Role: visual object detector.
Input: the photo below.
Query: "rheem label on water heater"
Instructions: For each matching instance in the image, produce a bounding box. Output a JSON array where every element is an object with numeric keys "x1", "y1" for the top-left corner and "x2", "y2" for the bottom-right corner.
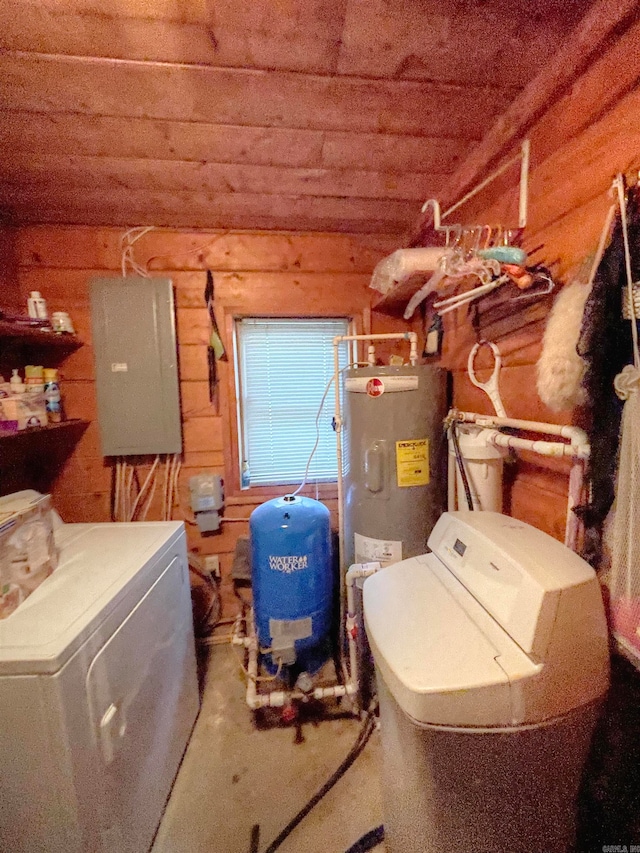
[
  {"x1": 396, "y1": 439, "x2": 430, "y2": 487},
  {"x1": 366, "y1": 377, "x2": 384, "y2": 397}
]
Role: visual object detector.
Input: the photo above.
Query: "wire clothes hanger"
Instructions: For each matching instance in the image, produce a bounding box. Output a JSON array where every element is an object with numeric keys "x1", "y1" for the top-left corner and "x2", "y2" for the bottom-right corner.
[
  {"x1": 403, "y1": 141, "x2": 531, "y2": 320},
  {"x1": 433, "y1": 274, "x2": 510, "y2": 316}
]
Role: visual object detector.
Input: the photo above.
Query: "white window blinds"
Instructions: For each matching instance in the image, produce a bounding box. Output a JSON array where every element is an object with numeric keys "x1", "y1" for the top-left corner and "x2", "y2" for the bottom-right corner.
[{"x1": 236, "y1": 318, "x2": 349, "y2": 486}]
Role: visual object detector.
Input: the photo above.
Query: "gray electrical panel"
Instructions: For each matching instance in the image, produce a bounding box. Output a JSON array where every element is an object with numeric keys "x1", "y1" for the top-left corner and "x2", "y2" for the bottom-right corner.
[{"x1": 90, "y1": 277, "x2": 182, "y2": 456}]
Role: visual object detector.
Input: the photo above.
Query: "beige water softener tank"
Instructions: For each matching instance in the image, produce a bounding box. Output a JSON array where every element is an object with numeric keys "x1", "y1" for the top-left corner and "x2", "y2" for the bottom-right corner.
[{"x1": 364, "y1": 512, "x2": 610, "y2": 853}]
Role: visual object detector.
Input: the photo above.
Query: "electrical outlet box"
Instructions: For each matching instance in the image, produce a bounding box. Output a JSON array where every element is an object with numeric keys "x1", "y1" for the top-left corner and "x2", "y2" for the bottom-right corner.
[
  {"x1": 189, "y1": 474, "x2": 224, "y2": 512},
  {"x1": 204, "y1": 555, "x2": 221, "y2": 578},
  {"x1": 90, "y1": 277, "x2": 182, "y2": 456}
]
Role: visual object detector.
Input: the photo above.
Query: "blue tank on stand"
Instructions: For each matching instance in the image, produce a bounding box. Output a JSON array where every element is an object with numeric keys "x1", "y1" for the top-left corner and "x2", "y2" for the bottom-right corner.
[{"x1": 250, "y1": 495, "x2": 333, "y2": 675}]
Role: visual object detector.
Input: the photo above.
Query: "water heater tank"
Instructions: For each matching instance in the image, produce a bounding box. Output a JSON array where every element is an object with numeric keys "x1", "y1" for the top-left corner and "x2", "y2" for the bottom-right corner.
[
  {"x1": 250, "y1": 495, "x2": 333, "y2": 674},
  {"x1": 344, "y1": 365, "x2": 447, "y2": 569}
]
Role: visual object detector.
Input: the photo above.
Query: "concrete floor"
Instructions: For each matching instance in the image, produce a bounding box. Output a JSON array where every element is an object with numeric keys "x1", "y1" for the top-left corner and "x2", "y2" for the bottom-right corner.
[{"x1": 152, "y1": 645, "x2": 385, "y2": 853}]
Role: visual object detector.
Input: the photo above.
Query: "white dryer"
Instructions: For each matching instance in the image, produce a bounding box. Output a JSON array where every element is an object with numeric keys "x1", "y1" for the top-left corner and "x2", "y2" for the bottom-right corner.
[
  {"x1": 364, "y1": 511, "x2": 610, "y2": 853},
  {"x1": 0, "y1": 518, "x2": 199, "y2": 853}
]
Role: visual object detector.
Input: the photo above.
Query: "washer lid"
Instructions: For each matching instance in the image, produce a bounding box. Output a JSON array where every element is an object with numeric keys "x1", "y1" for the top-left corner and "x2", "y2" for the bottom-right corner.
[
  {"x1": 0, "y1": 522, "x2": 184, "y2": 676},
  {"x1": 364, "y1": 554, "x2": 520, "y2": 727}
]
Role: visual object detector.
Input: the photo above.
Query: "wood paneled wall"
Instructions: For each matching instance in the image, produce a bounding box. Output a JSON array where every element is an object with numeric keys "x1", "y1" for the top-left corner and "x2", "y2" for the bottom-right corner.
[
  {"x1": 434, "y1": 10, "x2": 640, "y2": 543},
  {"x1": 14, "y1": 226, "x2": 399, "y2": 615},
  {"x1": 0, "y1": 225, "x2": 20, "y2": 308}
]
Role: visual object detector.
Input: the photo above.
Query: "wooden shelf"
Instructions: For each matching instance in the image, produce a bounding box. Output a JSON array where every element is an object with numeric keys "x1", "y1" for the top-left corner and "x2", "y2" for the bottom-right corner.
[
  {"x1": 0, "y1": 419, "x2": 89, "y2": 443},
  {"x1": 372, "y1": 274, "x2": 432, "y2": 317},
  {"x1": 0, "y1": 320, "x2": 82, "y2": 349}
]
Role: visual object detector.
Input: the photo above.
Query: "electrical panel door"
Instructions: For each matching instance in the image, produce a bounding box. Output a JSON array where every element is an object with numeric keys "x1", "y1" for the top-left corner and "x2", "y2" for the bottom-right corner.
[{"x1": 90, "y1": 277, "x2": 182, "y2": 456}]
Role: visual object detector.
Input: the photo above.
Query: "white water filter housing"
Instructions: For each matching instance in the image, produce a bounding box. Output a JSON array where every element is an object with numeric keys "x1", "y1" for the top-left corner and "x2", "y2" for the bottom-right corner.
[{"x1": 448, "y1": 426, "x2": 506, "y2": 512}]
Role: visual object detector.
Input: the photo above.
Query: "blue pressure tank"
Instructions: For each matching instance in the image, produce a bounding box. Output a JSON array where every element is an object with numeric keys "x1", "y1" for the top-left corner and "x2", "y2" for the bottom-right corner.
[{"x1": 250, "y1": 495, "x2": 333, "y2": 675}]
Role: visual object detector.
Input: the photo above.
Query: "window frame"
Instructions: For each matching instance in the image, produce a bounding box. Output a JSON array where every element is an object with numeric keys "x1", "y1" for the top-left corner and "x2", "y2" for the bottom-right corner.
[{"x1": 220, "y1": 307, "x2": 366, "y2": 504}]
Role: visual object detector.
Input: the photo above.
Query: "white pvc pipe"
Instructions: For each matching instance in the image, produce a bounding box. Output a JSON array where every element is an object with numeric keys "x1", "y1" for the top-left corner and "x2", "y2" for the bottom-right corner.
[
  {"x1": 450, "y1": 410, "x2": 590, "y2": 552},
  {"x1": 237, "y1": 611, "x2": 356, "y2": 712},
  {"x1": 333, "y1": 332, "x2": 418, "y2": 355},
  {"x1": 235, "y1": 560, "x2": 376, "y2": 713},
  {"x1": 345, "y1": 562, "x2": 382, "y2": 714},
  {"x1": 453, "y1": 411, "x2": 590, "y2": 458},
  {"x1": 519, "y1": 138, "x2": 530, "y2": 229},
  {"x1": 333, "y1": 340, "x2": 345, "y2": 573},
  {"x1": 245, "y1": 622, "x2": 261, "y2": 711},
  {"x1": 486, "y1": 431, "x2": 581, "y2": 458},
  {"x1": 238, "y1": 564, "x2": 380, "y2": 713}
]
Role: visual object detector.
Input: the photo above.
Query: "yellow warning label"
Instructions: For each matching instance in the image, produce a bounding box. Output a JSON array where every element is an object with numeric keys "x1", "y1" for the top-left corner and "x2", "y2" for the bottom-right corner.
[{"x1": 396, "y1": 439, "x2": 430, "y2": 487}]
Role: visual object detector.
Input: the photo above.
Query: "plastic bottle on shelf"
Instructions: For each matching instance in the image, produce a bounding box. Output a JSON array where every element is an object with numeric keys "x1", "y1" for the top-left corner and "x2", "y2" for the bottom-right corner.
[
  {"x1": 24, "y1": 365, "x2": 44, "y2": 393},
  {"x1": 51, "y1": 311, "x2": 75, "y2": 334},
  {"x1": 9, "y1": 369, "x2": 25, "y2": 394},
  {"x1": 27, "y1": 291, "x2": 48, "y2": 321},
  {"x1": 43, "y1": 368, "x2": 64, "y2": 423}
]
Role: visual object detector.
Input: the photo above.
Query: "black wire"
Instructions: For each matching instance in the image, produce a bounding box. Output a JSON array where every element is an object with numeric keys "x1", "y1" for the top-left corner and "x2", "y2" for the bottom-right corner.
[
  {"x1": 110, "y1": 462, "x2": 117, "y2": 522},
  {"x1": 449, "y1": 422, "x2": 474, "y2": 511},
  {"x1": 260, "y1": 711, "x2": 376, "y2": 853},
  {"x1": 344, "y1": 825, "x2": 385, "y2": 853},
  {"x1": 188, "y1": 563, "x2": 221, "y2": 637}
]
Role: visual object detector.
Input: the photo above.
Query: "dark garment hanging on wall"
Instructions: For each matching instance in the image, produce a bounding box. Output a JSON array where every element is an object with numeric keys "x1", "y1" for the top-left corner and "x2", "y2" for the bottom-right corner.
[{"x1": 575, "y1": 183, "x2": 640, "y2": 567}]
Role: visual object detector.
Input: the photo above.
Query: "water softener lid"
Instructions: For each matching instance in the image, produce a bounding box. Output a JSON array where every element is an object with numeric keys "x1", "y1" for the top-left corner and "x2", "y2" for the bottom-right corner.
[{"x1": 363, "y1": 554, "x2": 521, "y2": 727}]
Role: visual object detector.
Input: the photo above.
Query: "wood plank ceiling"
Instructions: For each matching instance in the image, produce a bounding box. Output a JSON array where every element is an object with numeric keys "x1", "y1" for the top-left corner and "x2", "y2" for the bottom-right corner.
[{"x1": 0, "y1": 0, "x2": 593, "y2": 235}]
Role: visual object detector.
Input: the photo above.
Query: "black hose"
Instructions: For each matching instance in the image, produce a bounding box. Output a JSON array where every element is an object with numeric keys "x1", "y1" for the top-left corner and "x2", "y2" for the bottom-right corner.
[
  {"x1": 248, "y1": 824, "x2": 260, "y2": 853},
  {"x1": 344, "y1": 824, "x2": 385, "y2": 852},
  {"x1": 259, "y1": 711, "x2": 376, "y2": 853},
  {"x1": 449, "y1": 422, "x2": 474, "y2": 511}
]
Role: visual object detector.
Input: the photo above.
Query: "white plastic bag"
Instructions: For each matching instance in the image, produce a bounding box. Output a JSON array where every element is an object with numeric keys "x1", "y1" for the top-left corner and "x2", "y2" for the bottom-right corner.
[{"x1": 369, "y1": 247, "x2": 443, "y2": 294}]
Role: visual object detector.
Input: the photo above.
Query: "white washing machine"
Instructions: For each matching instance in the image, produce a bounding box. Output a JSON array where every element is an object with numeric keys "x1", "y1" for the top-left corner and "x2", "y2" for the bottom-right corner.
[
  {"x1": 364, "y1": 511, "x2": 610, "y2": 853},
  {"x1": 0, "y1": 515, "x2": 199, "y2": 853}
]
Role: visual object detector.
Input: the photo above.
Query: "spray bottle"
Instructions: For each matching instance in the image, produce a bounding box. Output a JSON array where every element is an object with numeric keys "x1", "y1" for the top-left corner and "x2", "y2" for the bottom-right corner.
[{"x1": 43, "y1": 368, "x2": 64, "y2": 423}]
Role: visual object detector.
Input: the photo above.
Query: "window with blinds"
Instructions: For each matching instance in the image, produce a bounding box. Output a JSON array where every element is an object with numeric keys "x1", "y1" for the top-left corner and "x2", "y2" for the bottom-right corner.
[{"x1": 235, "y1": 318, "x2": 350, "y2": 487}]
